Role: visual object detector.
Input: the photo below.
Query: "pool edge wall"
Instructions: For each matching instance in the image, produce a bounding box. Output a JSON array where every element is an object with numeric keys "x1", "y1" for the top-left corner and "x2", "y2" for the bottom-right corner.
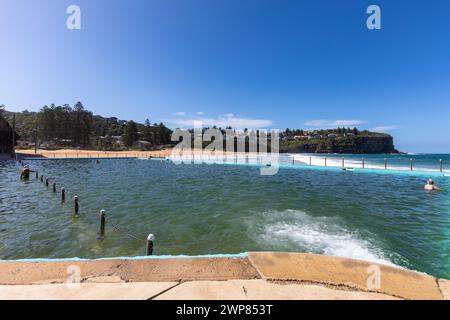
[{"x1": 0, "y1": 252, "x2": 448, "y2": 300}]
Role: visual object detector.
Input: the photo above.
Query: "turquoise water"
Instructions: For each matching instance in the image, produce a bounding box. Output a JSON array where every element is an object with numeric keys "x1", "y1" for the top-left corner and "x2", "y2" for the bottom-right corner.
[{"x1": 0, "y1": 157, "x2": 449, "y2": 278}]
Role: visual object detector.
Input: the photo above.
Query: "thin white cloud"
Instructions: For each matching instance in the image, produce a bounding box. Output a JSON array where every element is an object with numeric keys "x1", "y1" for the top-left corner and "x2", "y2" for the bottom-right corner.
[
  {"x1": 196, "y1": 112, "x2": 204, "y2": 115},
  {"x1": 305, "y1": 119, "x2": 366, "y2": 128},
  {"x1": 221, "y1": 113, "x2": 235, "y2": 118},
  {"x1": 370, "y1": 125, "x2": 400, "y2": 133},
  {"x1": 166, "y1": 114, "x2": 273, "y2": 129},
  {"x1": 173, "y1": 112, "x2": 186, "y2": 116}
]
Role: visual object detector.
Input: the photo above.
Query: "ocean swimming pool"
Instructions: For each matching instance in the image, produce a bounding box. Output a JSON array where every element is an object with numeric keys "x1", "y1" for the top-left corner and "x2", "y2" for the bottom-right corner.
[{"x1": 0, "y1": 158, "x2": 449, "y2": 278}]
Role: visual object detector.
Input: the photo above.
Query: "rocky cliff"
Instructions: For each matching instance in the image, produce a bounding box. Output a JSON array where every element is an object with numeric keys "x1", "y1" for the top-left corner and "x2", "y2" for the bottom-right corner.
[{"x1": 280, "y1": 134, "x2": 398, "y2": 154}]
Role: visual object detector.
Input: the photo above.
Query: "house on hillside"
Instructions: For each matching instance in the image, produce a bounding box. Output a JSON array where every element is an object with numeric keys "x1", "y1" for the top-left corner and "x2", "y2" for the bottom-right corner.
[
  {"x1": 17, "y1": 140, "x2": 34, "y2": 147},
  {"x1": 0, "y1": 115, "x2": 14, "y2": 158},
  {"x1": 293, "y1": 135, "x2": 308, "y2": 140}
]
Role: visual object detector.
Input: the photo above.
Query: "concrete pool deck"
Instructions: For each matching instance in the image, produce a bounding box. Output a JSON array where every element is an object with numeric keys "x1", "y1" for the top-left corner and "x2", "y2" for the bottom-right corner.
[{"x1": 0, "y1": 252, "x2": 448, "y2": 300}]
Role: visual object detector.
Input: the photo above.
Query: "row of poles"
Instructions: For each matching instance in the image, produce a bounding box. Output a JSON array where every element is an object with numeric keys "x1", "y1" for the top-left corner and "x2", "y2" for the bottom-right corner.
[
  {"x1": 174, "y1": 154, "x2": 445, "y2": 173},
  {"x1": 32, "y1": 167, "x2": 155, "y2": 255},
  {"x1": 291, "y1": 156, "x2": 445, "y2": 172},
  {"x1": 26, "y1": 153, "x2": 445, "y2": 172}
]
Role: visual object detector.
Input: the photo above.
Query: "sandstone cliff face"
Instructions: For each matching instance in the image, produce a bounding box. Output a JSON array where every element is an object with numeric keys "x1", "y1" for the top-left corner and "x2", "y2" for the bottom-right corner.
[{"x1": 281, "y1": 135, "x2": 398, "y2": 154}]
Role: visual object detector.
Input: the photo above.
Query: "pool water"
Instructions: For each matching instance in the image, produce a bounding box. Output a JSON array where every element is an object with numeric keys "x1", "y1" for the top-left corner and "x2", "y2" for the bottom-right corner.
[{"x1": 0, "y1": 158, "x2": 449, "y2": 278}]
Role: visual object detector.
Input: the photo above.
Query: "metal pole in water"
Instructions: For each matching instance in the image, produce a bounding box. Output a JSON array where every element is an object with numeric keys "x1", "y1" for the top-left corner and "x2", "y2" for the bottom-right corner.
[
  {"x1": 74, "y1": 196, "x2": 79, "y2": 214},
  {"x1": 45, "y1": 178, "x2": 49, "y2": 188},
  {"x1": 324, "y1": 157, "x2": 327, "y2": 167},
  {"x1": 61, "y1": 188, "x2": 65, "y2": 202},
  {"x1": 146, "y1": 234, "x2": 155, "y2": 255},
  {"x1": 100, "y1": 210, "x2": 106, "y2": 236},
  {"x1": 440, "y1": 159, "x2": 443, "y2": 172},
  {"x1": 53, "y1": 182, "x2": 56, "y2": 193},
  {"x1": 410, "y1": 159, "x2": 414, "y2": 171},
  {"x1": 384, "y1": 158, "x2": 388, "y2": 170},
  {"x1": 309, "y1": 156, "x2": 312, "y2": 166},
  {"x1": 342, "y1": 158, "x2": 345, "y2": 168},
  {"x1": 362, "y1": 158, "x2": 365, "y2": 169},
  {"x1": 36, "y1": 171, "x2": 38, "y2": 179},
  {"x1": 40, "y1": 175, "x2": 43, "y2": 182}
]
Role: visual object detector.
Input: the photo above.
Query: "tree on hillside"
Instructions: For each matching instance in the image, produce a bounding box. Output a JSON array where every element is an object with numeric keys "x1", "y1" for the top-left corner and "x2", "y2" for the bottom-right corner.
[
  {"x1": 0, "y1": 104, "x2": 4, "y2": 117},
  {"x1": 158, "y1": 122, "x2": 171, "y2": 145},
  {"x1": 72, "y1": 102, "x2": 93, "y2": 145},
  {"x1": 97, "y1": 134, "x2": 115, "y2": 150},
  {"x1": 38, "y1": 105, "x2": 57, "y2": 141},
  {"x1": 37, "y1": 102, "x2": 93, "y2": 145},
  {"x1": 123, "y1": 120, "x2": 139, "y2": 147},
  {"x1": 142, "y1": 119, "x2": 153, "y2": 144}
]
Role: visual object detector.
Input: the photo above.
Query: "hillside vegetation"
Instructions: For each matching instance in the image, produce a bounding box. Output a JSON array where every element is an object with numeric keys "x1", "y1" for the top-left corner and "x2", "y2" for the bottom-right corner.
[
  {"x1": 2, "y1": 102, "x2": 172, "y2": 150},
  {"x1": 2, "y1": 104, "x2": 398, "y2": 154},
  {"x1": 279, "y1": 128, "x2": 398, "y2": 154}
]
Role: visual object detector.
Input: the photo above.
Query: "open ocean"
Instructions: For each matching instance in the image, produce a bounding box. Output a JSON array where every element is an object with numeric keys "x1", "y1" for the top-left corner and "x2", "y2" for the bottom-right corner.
[{"x1": 0, "y1": 154, "x2": 449, "y2": 278}]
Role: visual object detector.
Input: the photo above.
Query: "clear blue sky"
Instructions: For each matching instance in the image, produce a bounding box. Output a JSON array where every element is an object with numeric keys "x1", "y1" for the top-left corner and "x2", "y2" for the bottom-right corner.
[{"x1": 1, "y1": 0, "x2": 450, "y2": 153}]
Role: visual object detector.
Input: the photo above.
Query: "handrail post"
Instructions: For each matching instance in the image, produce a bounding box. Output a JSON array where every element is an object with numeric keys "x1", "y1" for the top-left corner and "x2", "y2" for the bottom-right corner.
[
  {"x1": 410, "y1": 158, "x2": 414, "y2": 171},
  {"x1": 384, "y1": 158, "x2": 387, "y2": 170},
  {"x1": 342, "y1": 157, "x2": 345, "y2": 168},
  {"x1": 324, "y1": 157, "x2": 327, "y2": 167},
  {"x1": 100, "y1": 210, "x2": 106, "y2": 236},
  {"x1": 309, "y1": 156, "x2": 312, "y2": 166},
  {"x1": 74, "y1": 196, "x2": 79, "y2": 214},
  {"x1": 146, "y1": 234, "x2": 155, "y2": 255},
  {"x1": 362, "y1": 158, "x2": 365, "y2": 169},
  {"x1": 440, "y1": 159, "x2": 443, "y2": 172}
]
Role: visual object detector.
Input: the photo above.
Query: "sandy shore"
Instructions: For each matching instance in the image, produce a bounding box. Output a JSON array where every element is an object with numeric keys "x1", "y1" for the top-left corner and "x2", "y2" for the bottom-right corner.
[
  {"x1": 16, "y1": 148, "x2": 173, "y2": 159},
  {"x1": 0, "y1": 252, "x2": 448, "y2": 300},
  {"x1": 15, "y1": 148, "x2": 257, "y2": 160}
]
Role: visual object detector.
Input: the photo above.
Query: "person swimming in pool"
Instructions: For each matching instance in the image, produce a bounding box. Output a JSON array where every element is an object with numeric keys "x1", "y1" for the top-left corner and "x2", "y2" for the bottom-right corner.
[
  {"x1": 20, "y1": 165, "x2": 36, "y2": 180},
  {"x1": 424, "y1": 179, "x2": 441, "y2": 191},
  {"x1": 20, "y1": 166, "x2": 31, "y2": 179}
]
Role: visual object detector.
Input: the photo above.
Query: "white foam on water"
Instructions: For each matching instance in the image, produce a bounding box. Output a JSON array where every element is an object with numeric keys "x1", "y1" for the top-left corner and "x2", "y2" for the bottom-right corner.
[
  {"x1": 291, "y1": 154, "x2": 449, "y2": 173},
  {"x1": 256, "y1": 209, "x2": 396, "y2": 267}
]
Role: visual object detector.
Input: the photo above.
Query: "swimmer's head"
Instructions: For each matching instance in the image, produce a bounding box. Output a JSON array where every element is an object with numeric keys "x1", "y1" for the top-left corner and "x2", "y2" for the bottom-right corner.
[{"x1": 427, "y1": 179, "x2": 434, "y2": 185}]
